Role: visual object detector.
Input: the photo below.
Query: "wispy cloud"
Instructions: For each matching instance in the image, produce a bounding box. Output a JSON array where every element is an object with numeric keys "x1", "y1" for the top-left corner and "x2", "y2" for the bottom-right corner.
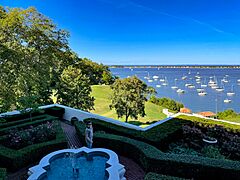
[{"x1": 98, "y1": 0, "x2": 236, "y2": 37}]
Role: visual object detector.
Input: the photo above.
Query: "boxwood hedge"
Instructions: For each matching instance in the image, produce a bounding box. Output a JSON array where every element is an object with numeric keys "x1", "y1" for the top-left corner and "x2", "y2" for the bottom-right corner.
[
  {"x1": 144, "y1": 172, "x2": 188, "y2": 180},
  {"x1": 74, "y1": 120, "x2": 240, "y2": 179},
  {"x1": 0, "y1": 121, "x2": 67, "y2": 171},
  {"x1": 0, "y1": 168, "x2": 6, "y2": 180}
]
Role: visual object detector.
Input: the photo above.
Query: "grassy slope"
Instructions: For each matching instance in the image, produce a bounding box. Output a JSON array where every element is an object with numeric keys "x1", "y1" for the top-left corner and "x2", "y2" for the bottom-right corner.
[{"x1": 90, "y1": 85, "x2": 167, "y2": 123}]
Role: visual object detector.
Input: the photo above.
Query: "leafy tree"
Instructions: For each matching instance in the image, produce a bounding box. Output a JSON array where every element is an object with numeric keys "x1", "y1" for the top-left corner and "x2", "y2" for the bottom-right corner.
[
  {"x1": 110, "y1": 76, "x2": 153, "y2": 122},
  {"x1": 17, "y1": 95, "x2": 40, "y2": 120},
  {"x1": 217, "y1": 109, "x2": 238, "y2": 119},
  {"x1": 78, "y1": 58, "x2": 115, "y2": 85},
  {"x1": 0, "y1": 6, "x2": 73, "y2": 111},
  {"x1": 149, "y1": 96, "x2": 184, "y2": 112},
  {"x1": 58, "y1": 65, "x2": 94, "y2": 111}
]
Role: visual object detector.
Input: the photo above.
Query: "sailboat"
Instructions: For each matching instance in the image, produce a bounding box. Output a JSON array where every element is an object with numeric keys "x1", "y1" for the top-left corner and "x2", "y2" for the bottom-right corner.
[
  {"x1": 144, "y1": 72, "x2": 150, "y2": 79},
  {"x1": 171, "y1": 79, "x2": 178, "y2": 89},
  {"x1": 162, "y1": 77, "x2": 168, "y2": 86},
  {"x1": 224, "y1": 99, "x2": 232, "y2": 103},
  {"x1": 177, "y1": 89, "x2": 185, "y2": 94},
  {"x1": 227, "y1": 85, "x2": 235, "y2": 96},
  {"x1": 198, "y1": 91, "x2": 207, "y2": 96},
  {"x1": 153, "y1": 75, "x2": 159, "y2": 79},
  {"x1": 197, "y1": 88, "x2": 204, "y2": 92},
  {"x1": 201, "y1": 78, "x2": 207, "y2": 88},
  {"x1": 216, "y1": 82, "x2": 224, "y2": 92},
  {"x1": 156, "y1": 84, "x2": 161, "y2": 88}
]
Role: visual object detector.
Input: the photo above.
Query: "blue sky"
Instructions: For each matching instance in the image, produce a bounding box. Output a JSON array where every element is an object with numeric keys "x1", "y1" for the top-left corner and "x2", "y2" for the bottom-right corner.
[{"x1": 1, "y1": 0, "x2": 240, "y2": 65}]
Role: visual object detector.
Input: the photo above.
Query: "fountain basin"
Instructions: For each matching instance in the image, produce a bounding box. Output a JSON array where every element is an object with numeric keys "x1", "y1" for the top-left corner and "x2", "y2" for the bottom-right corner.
[{"x1": 28, "y1": 147, "x2": 126, "y2": 180}]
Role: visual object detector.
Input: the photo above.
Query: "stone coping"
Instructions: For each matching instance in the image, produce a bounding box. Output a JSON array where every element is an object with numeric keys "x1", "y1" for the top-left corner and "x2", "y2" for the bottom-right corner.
[{"x1": 28, "y1": 147, "x2": 126, "y2": 180}]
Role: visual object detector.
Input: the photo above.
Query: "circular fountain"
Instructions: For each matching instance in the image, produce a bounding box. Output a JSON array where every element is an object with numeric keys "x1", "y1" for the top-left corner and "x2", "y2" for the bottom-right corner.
[{"x1": 28, "y1": 147, "x2": 126, "y2": 180}]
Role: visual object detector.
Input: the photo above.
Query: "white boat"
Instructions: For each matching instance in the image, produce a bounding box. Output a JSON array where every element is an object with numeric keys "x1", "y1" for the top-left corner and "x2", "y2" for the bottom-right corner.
[
  {"x1": 171, "y1": 86, "x2": 178, "y2": 89},
  {"x1": 153, "y1": 75, "x2": 159, "y2": 79},
  {"x1": 159, "y1": 79, "x2": 165, "y2": 82},
  {"x1": 177, "y1": 89, "x2": 185, "y2": 94},
  {"x1": 182, "y1": 76, "x2": 187, "y2": 80},
  {"x1": 188, "y1": 85, "x2": 195, "y2": 89},
  {"x1": 201, "y1": 84, "x2": 207, "y2": 88},
  {"x1": 197, "y1": 88, "x2": 204, "y2": 92},
  {"x1": 227, "y1": 92, "x2": 235, "y2": 96},
  {"x1": 215, "y1": 88, "x2": 224, "y2": 92},
  {"x1": 227, "y1": 85, "x2": 235, "y2": 96},
  {"x1": 198, "y1": 91, "x2": 207, "y2": 96},
  {"x1": 162, "y1": 77, "x2": 168, "y2": 86},
  {"x1": 237, "y1": 79, "x2": 240, "y2": 82},
  {"x1": 185, "y1": 83, "x2": 192, "y2": 87},
  {"x1": 188, "y1": 70, "x2": 191, "y2": 75},
  {"x1": 156, "y1": 85, "x2": 161, "y2": 88},
  {"x1": 171, "y1": 79, "x2": 178, "y2": 89},
  {"x1": 195, "y1": 75, "x2": 201, "y2": 79},
  {"x1": 148, "y1": 79, "x2": 153, "y2": 83},
  {"x1": 224, "y1": 99, "x2": 232, "y2": 103},
  {"x1": 211, "y1": 85, "x2": 219, "y2": 89}
]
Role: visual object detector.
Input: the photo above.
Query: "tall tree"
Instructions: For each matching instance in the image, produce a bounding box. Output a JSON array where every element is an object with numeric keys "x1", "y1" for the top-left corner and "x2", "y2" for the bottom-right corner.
[
  {"x1": 110, "y1": 76, "x2": 154, "y2": 122},
  {"x1": 58, "y1": 65, "x2": 94, "y2": 111},
  {"x1": 0, "y1": 6, "x2": 73, "y2": 111}
]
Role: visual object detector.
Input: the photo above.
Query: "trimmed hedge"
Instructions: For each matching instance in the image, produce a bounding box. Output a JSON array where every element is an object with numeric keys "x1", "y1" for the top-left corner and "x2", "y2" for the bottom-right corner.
[
  {"x1": 0, "y1": 121, "x2": 67, "y2": 171},
  {"x1": 0, "y1": 114, "x2": 48, "y2": 129},
  {"x1": 83, "y1": 118, "x2": 189, "y2": 149},
  {"x1": 144, "y1": 172, "x2": 188, "y2": 180},
  {"x1": 44, "y1": 106, "x2": 65, "y2": 119},
  {"x1": 0, "y1": 110, "x2": 45, "y2": 123},
  {"x1": 176, "y1": 115, "x2": 240, "y2": 132},
  {"x1": 0, "y1": 115, "x2": 58, "y2": 136},
  {"x1": 74, "y1": 121, "x2": 240, "y2": 179},
  {"x1": 0, "y1": 168, "x2": 6, "y2": 180}
]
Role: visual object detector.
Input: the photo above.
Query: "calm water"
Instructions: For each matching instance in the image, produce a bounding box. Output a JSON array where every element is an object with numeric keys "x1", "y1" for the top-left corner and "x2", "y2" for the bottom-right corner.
[
  {"x1": 43, "y1": 155, "x2": 108, "y2": 180},
  {"x1": 110, "y1": 68, "x2": 240, "y2": 113}
]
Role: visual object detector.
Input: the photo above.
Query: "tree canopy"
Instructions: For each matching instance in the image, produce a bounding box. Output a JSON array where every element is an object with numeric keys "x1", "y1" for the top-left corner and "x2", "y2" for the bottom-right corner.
[
  {"x1": 0, "y1": 6, "x2": 115, "y2": 113},
  {"x1": 110, "y1": 76, "x2": 154, "y2": 122}
]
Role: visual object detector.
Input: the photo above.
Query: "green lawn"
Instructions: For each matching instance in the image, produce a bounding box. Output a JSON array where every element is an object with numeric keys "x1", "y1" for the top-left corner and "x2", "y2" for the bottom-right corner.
[
  {"x1": 90, "y1": 85, "x2": 167, "y2": 123},
  {"x1": 221, "y1": 115, "x2": 240, "y2": 123}
]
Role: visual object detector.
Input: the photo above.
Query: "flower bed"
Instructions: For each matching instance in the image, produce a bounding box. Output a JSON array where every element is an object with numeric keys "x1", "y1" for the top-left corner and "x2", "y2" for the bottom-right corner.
[
  {"x1": 166, "y1": 124, "x2": 240, "y2": 160},
  {"x1": 2, "y1": 121, "x2": 57, "y2": 150},
  {"x1": 0, "y1": 113, "x2": 67, "y2": 172}
]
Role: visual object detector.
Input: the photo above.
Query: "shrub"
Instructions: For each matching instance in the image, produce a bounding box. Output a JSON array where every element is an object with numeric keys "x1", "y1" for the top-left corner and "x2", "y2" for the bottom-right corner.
[
  {"x1": 0, "y1": 115, "x2": 58, "y2": 136},
  {"x1": 202, "y1": 146, "x2": 225, "y2": 159},
  {"x1": 144, "y1": 172, "x2": 188, "y2": 180},
  {"x1": 5, "y1": 121, "x2": 57, "y2": 149},
  {"x1": 0, "y1": 168, "x2": 6, "y2": 180},
  {"x1": 149, "y1": 96, "x2": 184, "y2": 112}
]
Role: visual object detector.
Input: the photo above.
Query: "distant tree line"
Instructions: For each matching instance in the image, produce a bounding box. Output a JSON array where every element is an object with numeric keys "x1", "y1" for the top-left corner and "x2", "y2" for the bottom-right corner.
[
  {"x1": 217, "y1": 109, "x2": 239, "y2": 120},
  {"x1": 0, "y1": 6, "x2": 115, "y2": 113},
  {"x1": 149, "y1": 96, "x2": 184, "y2": 112}
]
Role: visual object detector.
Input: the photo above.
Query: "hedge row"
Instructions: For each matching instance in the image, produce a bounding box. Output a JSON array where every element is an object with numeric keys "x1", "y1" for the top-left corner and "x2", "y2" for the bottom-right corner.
[
  {"x1": 82, "y1": 118, "x2": 189, "y2": 148},
  {"x1": 0, "y1": 110, "x2": 45, "y2": 123},
  {"x1": 144, "y1": 172, "x2": 188, "y2": 180},
  {"x1": 0, "y1": 106, "x2": 65, "y2": 124},
  {"x1": 176, "y1": 115, "x2": 240, "y2": 132},
  {"x1": 0, "y1": 114, "x2": 48, "y2": 129},
  {"x1": 0, "y1": 121, "x2": 67, "y2": 171},
  {"x1": 74, "y1": 121, "x2": 240, "y2": 179},
  {"x1": 0, "y1": 115, "x2": 58, "y2": 136},
  {"x1": 0, "y1": 168, "x2": 6, "y2": 180}
]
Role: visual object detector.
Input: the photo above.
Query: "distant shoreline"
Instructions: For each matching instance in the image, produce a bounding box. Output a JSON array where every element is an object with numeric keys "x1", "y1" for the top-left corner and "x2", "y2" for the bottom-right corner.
[{"x1": 109, "y1": 65, "x2": 240, "y2": 69}]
